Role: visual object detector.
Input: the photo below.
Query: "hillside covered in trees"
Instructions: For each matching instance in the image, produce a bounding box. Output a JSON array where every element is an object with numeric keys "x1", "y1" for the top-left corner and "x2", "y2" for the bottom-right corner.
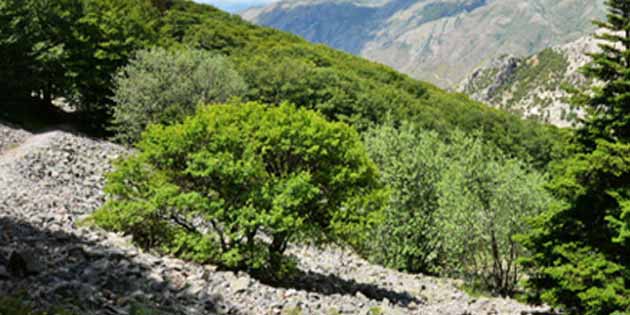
[
  {"x1": 0, "y1": 0, "x2": 566, "y2": 168},
  {"x1": 1, "y1": 0, "x2": 629, "y2": 314}
]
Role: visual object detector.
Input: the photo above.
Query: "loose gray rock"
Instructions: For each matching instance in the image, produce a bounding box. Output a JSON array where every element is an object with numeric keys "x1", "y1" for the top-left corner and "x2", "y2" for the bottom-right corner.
[
  {"x1": 0, "y1": 121, "x2": 550, "y2": 315},
  {"x1": 0, "y1": 266, "x2": 9, "y2": 279},
  {"x1": 8, "y1": 250, "x2": 43, "y2": 277}
]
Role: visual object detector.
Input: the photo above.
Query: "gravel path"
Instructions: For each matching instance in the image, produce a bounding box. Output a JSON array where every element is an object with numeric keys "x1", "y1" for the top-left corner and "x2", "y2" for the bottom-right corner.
[{"x1": 0, "y1": 121, "x2": 550, "y2": 315}]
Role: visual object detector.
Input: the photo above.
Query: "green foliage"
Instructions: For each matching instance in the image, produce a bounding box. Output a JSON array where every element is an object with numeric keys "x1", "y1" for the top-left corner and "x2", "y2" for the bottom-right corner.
[
  {"x1": 435, "y1": 131, "x2": 553, "y2": 296},
  {"x1": 520, "y1": 140, "x2": 630, "y2": 315},
  {"x1": 129, "y1": 304, "x2": 165, "y2": 315},
  {"x1": 327, "y1": 308, "x2": 341, "y2": 315},
  {"x1": 0, "y1": 0, "x2": 160, "y2": 128},
  {"x1": 93, "y1": 102, "x2": 382, "y2": 275},
  {"x1": 363, "y1": 123, "x2": 446, "y2": 273},
  {"x1": 462, "y1": 67, "x2": 500, "y2": 95},
  {"x1": 72, "y1": 0, "x2": 160, "y2": 117},
  {"x1": 2, "y1": 0, "x2": 566, "y2": 170},
  {"x1": 111, "y1": 47, "x2": 246, "y2": 144},
  {"x1": 362, "y1": 123, "x2": 553, "y2": 293},
  {"x1": 493, "y1": 49, "x2": 570, "y2": 109},
  {"x1": 282, "y1": 307, "x2": 303, "y2": 315},
  {"x1": 0, "y1": 0, "x2": 83, "y2": 103},
  {"x1": 156, "y1": 0, "x2": 567, "y2": 169},
  {"x1": 367, "y1": 306, "x2": 383, "y2": 315},
  {"x1": 573, "y1": 2, "x2": 630, "y2": 145},
  {"x1": 520, "y1": 2, "x2": 630, "y2": 314}
]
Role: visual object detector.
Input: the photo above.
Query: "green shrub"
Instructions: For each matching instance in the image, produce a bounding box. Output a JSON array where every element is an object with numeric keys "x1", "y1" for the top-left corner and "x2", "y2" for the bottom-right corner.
[
  {"x1": 327, "y1": 308, "x2": 341, "y2": 315},
  {"x1": 362, "y1": 123, "x2": 553, "y2": 294},
  {"x1": 363, "y1": 122, "x2": 446, "y2": 273},
  {"x1": 93, "y1": 102, "x2": 382, "y2": 276},
  {"x1": 111, "y1": 47, "x2": 246, "y2": 144},
  {"x1": 435, "y1": 131, "x2": 554, "y2": 295},
  {"x1": 282, "y1": 307, "x2": 303, "y2": 315}
]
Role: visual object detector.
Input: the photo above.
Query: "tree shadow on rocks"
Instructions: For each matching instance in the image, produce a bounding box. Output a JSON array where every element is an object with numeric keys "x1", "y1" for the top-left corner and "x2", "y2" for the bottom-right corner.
[
  {"x1": 0, "y1": 217, "x2": 243, "y2": 315},
  {"x1": 256, "y1": 263, "x2": 424, "y2": 308}
]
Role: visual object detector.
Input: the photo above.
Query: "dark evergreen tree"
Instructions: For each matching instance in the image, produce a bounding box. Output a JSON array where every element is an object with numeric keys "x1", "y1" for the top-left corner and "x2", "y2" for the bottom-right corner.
[
  {"x1": 520, "y1": 1, "x2": 630, "y2": 314},
  {"x1": 576, "y1": 0, "x2": 630, "y2": 144}
]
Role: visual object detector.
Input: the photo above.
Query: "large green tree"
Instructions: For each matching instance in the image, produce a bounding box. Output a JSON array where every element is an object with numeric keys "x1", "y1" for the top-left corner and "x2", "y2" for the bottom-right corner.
[
  {"x1": 577, "y1": 0, "x2": 630, "y2": 145},
  {"x1": 436, "y1": 131, "x2": 553, "y2": 296},
  {"x1": 72, "y1": 0, "x2": 160, "y2": 116},
  {"x1": 520, "y1": 1, "x2": 630, "y2": 314},
  {"x1": 93, "y1": 102, "x2": 382, "y2": 276}
]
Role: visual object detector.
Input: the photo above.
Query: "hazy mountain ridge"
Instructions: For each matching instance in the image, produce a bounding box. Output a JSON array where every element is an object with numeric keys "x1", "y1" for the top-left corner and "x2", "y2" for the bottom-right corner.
[
  {"x1": 459, "y1": 33, "x2": 600, "y2": 127},
  {"x1": 243, "y1": 0, "x2": 488, "y2": 55},
  {"x1": 242, "y1": 0, "x2": 606, "y2": 87}
]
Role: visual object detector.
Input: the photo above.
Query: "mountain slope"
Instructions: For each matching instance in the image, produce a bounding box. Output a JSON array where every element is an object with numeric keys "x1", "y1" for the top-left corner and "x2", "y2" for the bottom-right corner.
[
  {"x1": 0, "y1": 121, "x2": 550, "y2": 315},
  {"x1": 161, "y1": 0, "x2": 568, "y2": 169},
  {"x1": 242, "y1": 0, "x2": 605, "y2": 87},
  {"x1": 459, "y1": 34, "x2": 599, "y2": 127}
]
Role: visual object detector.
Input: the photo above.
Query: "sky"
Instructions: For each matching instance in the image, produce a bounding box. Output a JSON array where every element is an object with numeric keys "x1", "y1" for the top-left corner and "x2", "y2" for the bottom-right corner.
[{"x1": 196, "y1": 0, "x2": 280, "y2": 13}]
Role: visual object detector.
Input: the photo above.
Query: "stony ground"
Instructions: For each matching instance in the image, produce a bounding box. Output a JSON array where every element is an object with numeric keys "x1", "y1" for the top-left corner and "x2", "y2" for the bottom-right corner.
[{"x1": 0, "y1": 121, "x2": 550, "y2": 315}]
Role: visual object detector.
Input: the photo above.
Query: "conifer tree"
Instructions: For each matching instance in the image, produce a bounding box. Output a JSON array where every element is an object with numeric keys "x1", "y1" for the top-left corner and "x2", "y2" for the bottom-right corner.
[
  {"x1": 578, "y1": 0, "x2": 630, "y2": 144},
  {"x1": 520, "y1": 1, "x2": 630, "y2": 314}
]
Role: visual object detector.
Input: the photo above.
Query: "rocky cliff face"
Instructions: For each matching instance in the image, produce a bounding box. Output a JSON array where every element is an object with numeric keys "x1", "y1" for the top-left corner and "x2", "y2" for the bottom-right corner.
[
  {"x1": 459, "y1": 34, "x2": 600, "y2": 127},
  {"x1": 242, "y1": 0, "x2": 605, "y2": 88}
]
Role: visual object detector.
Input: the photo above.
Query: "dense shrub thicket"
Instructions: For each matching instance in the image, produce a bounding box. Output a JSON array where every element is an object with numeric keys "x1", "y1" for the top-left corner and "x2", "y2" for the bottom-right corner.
[
  {"x1": 111, "y1": 48, "x2": 246, "y2": 143},
  {"x1": 435, "y1": 132, "x2": 552, "y2": 296},
  {"x1": 363, "y1": 123, "x2": 554, "y2": 294},
  {"x1": 362, "y1": 124, "x2": 445, "y2": 274},
  {"x1": 93, "y1": 102, "x2": 382, "y2": 276}
]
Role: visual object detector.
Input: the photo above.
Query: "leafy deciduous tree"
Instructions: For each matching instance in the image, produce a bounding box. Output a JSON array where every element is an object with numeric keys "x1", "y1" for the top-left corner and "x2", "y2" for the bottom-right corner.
[
  {"x1": 362, "y1": 123, "x2": 446, "y2": 273},
  {"x1": 363, "y1": 123, "x2": 552, "y2": 295},
  {"x1": 436, "y1": 132, "x2": 553, "y2": 296},
  {"x1": 110, "y1": 47, "x2": 246, "y2": 144},
  {"x1": 93, "y1": 102, "x2": 382, "y2": 276}
]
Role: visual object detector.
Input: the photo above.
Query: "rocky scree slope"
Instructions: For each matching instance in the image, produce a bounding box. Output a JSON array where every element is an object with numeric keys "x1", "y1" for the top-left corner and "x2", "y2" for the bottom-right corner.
[
  {"x1": 459, "y1": 34, "x2": 601, "y2": 127},
  {"x1": 242, "y1": 0, "x2": 605, "y2": 88},
  {"x1": 0, "y1": 122, "x2": 549, "y2": 314}
]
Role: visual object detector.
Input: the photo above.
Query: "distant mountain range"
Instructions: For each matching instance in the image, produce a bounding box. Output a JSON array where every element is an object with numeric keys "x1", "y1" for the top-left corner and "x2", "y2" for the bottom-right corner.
[{"x1": 242, "y1": 0, "x2": 606, "y2": 88}]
